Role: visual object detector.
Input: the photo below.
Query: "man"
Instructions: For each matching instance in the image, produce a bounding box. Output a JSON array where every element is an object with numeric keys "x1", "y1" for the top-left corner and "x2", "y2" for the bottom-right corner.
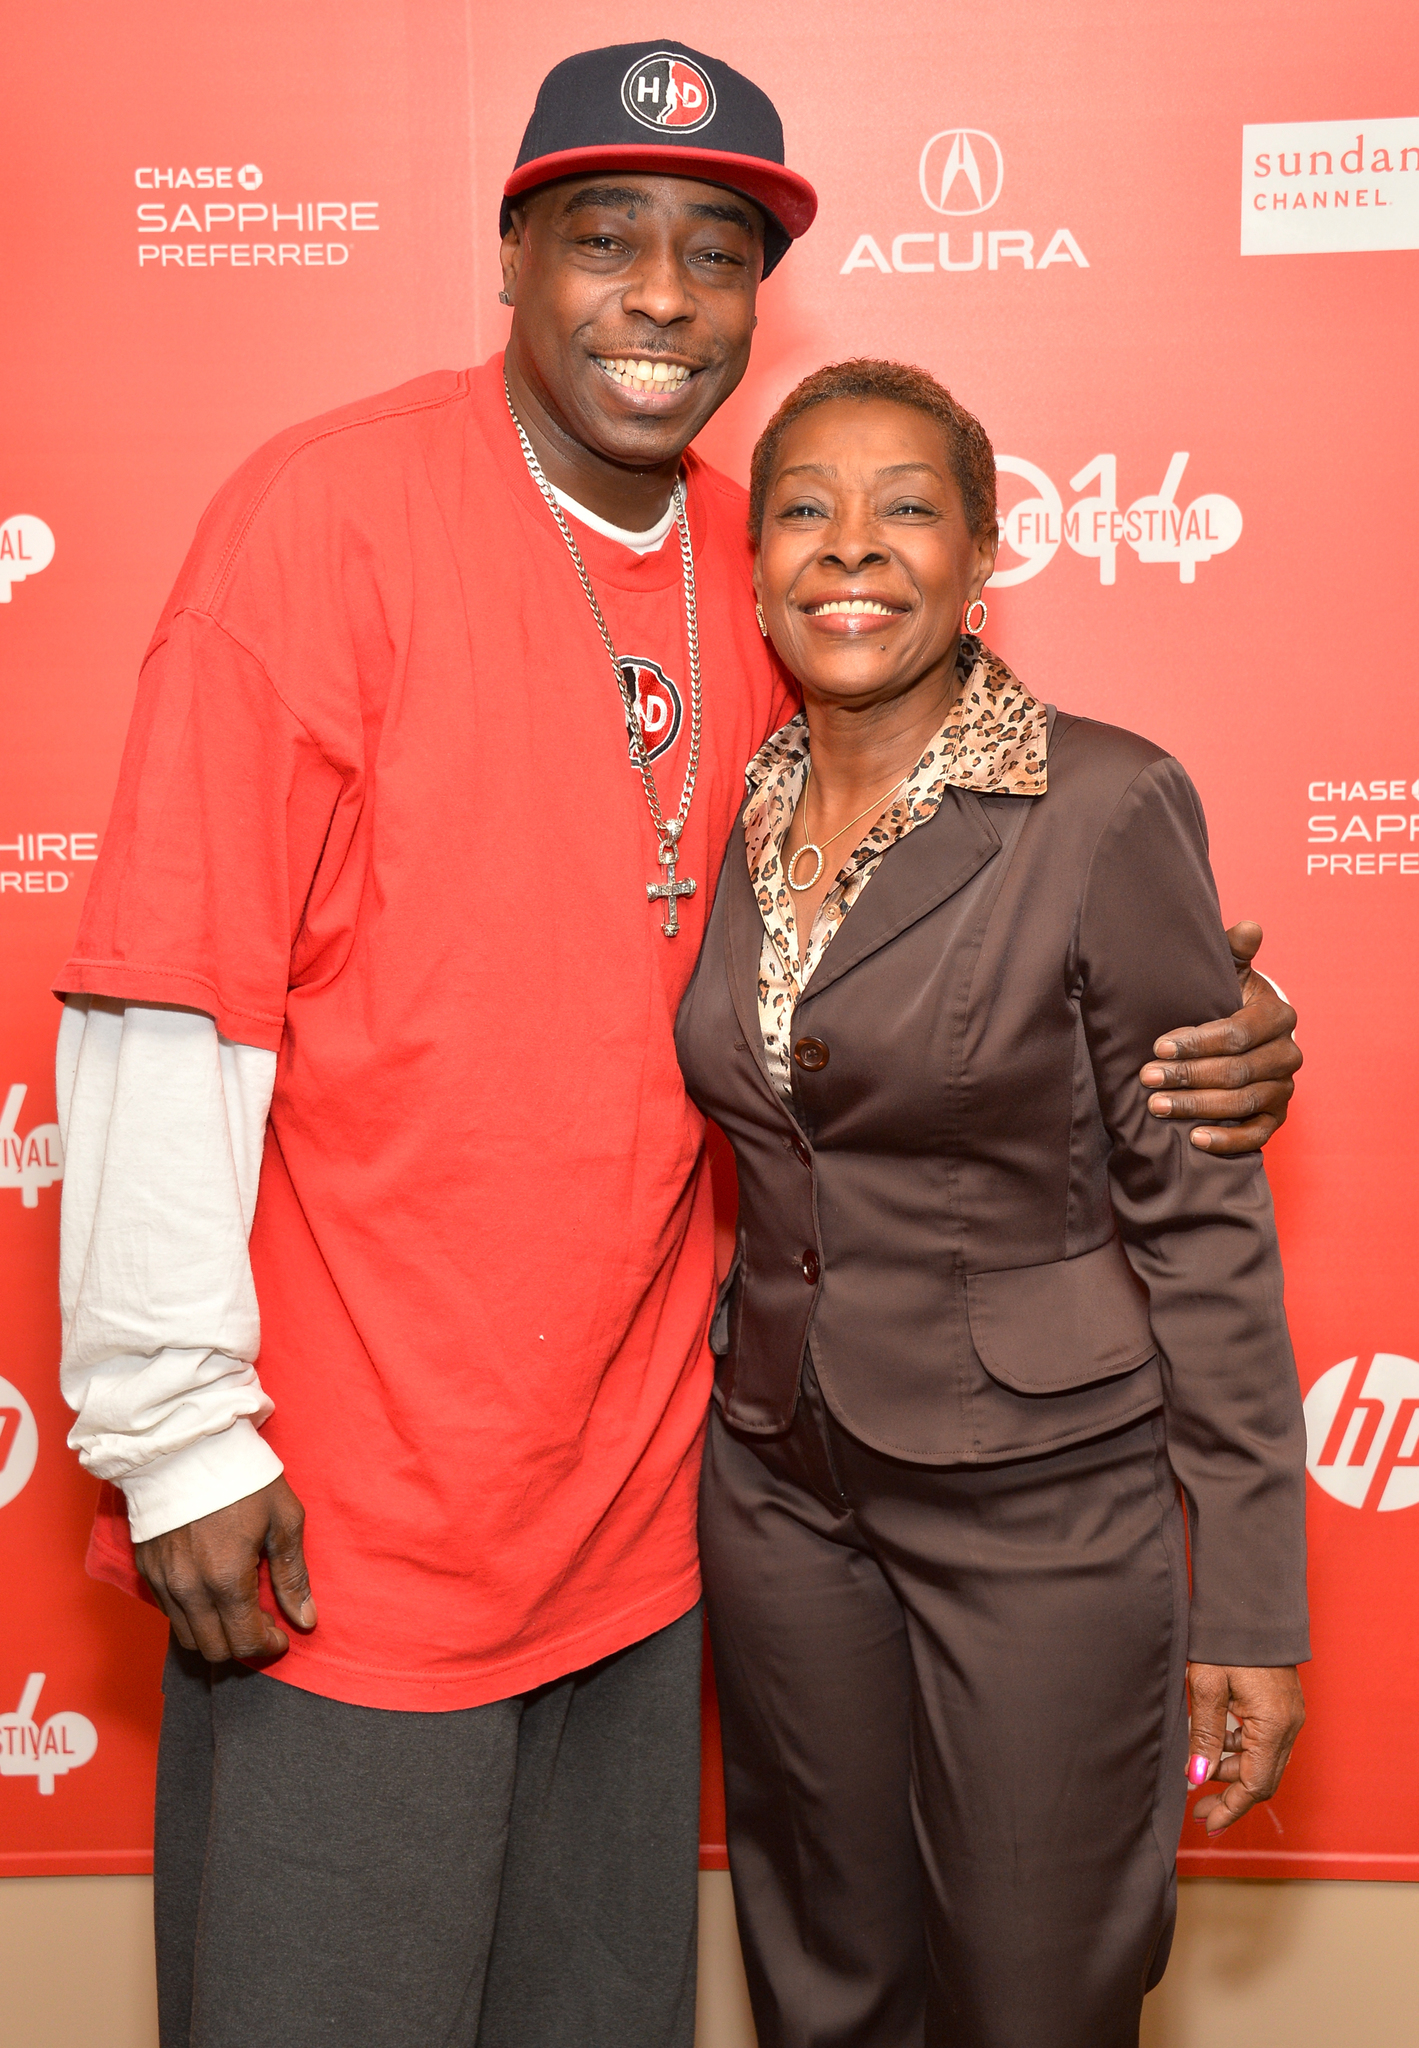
[{"x1": 55, "y1": 42, "x2": 1301, "y2": 2048}]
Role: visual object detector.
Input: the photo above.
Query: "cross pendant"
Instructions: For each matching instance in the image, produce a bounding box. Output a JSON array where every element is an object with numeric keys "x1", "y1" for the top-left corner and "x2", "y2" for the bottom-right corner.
[{"x1": 647, "y1": 836, "x2": 697, "y2": 937}]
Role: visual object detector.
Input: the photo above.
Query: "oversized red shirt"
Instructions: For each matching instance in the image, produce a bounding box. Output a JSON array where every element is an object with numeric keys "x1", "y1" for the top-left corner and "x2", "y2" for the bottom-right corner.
[{"x1": 61, "y1": 353, "x2": 795, "y2": 1709}]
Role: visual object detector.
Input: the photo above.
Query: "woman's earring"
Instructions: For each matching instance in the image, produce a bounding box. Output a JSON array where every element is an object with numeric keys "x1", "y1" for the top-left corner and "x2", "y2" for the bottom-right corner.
[
  {"x1": 498, "y1": 289, "x2": 511, "y2": 306},
  {"x1": 755, "y1": 603, "x2": 768, "y2": 638},
  {"x1": 963, "y1": 598, "x2": 988, "y2": 634}
]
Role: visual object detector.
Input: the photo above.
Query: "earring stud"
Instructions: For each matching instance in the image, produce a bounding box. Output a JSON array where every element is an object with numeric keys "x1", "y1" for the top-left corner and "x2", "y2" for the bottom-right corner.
[{"x1": 498, "y1": 289, "x2": 511, "y2": 306}]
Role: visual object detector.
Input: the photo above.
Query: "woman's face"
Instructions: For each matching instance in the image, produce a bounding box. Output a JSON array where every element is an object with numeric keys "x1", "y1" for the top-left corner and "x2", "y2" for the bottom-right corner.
[{"x1": 754, "y1": 397, "x2": 998, "y2": 713}]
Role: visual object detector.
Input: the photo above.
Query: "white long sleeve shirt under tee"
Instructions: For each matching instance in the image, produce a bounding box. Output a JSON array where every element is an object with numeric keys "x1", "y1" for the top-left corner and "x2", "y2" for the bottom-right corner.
[{"x1": 57, "y1": 997, "x2": 283, "y2": 1541}]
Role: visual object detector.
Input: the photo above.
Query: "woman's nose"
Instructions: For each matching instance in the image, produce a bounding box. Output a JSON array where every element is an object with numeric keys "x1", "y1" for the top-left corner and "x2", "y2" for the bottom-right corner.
[{"x1": 822, "y1": 539, "x2": 889, "y2": 570}]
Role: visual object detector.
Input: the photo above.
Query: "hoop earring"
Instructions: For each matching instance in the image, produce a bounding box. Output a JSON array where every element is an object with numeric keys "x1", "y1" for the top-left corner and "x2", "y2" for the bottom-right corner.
[
  {"x1": 498, "y1": 289, "x2": 511, "y2": 306},
  {"x1": 755, "y1": 603, "x2": 768, "y2": 638},
  {"x1": 963, "y1": 598, "x2": 988, "y2": 634}
]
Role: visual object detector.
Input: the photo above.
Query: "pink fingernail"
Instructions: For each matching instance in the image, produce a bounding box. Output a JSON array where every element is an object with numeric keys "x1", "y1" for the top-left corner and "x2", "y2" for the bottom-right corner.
[{"x1": 1188, "y1": 1754, "x2": 1211, "y2": 1785}]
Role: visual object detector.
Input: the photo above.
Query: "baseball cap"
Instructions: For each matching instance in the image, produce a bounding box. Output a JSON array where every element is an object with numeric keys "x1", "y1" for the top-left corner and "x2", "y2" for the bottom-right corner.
[{"x1": 501, "y1": 43, "x2": 817, "y2": 276}]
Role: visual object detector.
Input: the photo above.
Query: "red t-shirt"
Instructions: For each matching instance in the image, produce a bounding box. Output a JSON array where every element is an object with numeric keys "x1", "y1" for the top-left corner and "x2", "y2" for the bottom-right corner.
[{"x1": 60, "y1": 353, "x2": 795, "y2": 1710}]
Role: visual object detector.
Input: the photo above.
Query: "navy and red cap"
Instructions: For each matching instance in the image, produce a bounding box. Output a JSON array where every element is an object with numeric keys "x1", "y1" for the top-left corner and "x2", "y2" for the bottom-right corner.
[{"x1": 502, "y1": 43, "x2": 817, "y2": 277}]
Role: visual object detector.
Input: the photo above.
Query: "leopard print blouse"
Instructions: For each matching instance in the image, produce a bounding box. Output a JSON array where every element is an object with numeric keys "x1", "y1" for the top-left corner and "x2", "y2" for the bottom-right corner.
[{"x1": 741, "y1": 638, "x2": 1048, "y2": 1101}]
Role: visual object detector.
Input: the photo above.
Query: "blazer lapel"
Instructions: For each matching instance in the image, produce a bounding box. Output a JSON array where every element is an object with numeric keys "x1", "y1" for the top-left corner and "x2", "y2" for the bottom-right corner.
[
  {"x1": 722, "y1": 835, "x2": 788, "y2": 1102},
  {"x1": 798, "y1": 787, "x2": 1004, "y2": 1005}
]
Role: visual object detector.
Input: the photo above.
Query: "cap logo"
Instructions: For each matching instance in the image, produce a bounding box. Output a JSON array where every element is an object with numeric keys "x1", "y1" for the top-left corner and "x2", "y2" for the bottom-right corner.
[{"x1": 621, "y1": 52, "x2": 717, "y2": 134}]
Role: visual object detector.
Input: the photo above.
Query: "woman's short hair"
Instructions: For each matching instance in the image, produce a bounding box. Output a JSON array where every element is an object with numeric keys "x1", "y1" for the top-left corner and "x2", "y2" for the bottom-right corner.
[{"x1": 748, "y1": 358, "x2": 997, "y2": 545}]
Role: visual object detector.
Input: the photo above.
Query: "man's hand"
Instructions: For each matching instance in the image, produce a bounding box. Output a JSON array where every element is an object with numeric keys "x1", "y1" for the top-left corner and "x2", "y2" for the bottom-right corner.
[
  {"x1": 134, "y1": 1475, "x2": 316, "y2": 1665},
  {"x1": 1140, "y1": 919, "x2": 1301, "y2": 1154},
  {"x1": 1186, "y1": 1662, "x2": 1305, "y2": 1836}
]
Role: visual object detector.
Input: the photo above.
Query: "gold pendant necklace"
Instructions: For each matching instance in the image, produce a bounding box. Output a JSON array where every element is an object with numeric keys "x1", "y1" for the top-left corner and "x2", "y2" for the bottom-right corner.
[
  {"x1": 505, "y1": 379, "x2": 702, "y2": 937},
  {"x1": 786, "y1": 759, "x2": 911, "y2": 892}
]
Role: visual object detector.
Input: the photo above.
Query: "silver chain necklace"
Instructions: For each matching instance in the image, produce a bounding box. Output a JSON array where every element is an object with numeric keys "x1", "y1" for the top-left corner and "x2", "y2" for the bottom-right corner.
[{"x1": 504, "y1": 378, "x2": 703, "y2": 937}]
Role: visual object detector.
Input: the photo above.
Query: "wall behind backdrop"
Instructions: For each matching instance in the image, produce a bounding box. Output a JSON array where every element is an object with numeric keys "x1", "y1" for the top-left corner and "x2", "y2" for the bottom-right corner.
[{"x1": 2, "y1": 0, "x2": 1416, "y2": 1883}]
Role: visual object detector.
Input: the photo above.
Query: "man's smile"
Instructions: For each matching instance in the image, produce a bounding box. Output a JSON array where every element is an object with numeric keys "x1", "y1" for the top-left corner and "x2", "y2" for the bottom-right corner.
[{"x1": 592, "y1": 355, "x2": 698, "y2": 401}]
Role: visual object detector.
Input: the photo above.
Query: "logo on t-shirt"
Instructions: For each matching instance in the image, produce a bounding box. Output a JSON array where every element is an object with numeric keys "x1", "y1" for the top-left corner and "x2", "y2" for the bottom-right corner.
[
  {"x1": 621, "y1": 53, "x2": 717, "y2": 133},
  {"x1": 620, "y1": 657, "x2": 683, "y2": 763}
]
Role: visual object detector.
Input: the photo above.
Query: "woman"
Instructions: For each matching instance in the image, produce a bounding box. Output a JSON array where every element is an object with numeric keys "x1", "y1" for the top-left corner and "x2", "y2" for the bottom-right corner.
[{"x1": 675, "y1": 360, "x2": 1307, "y2": 2048}]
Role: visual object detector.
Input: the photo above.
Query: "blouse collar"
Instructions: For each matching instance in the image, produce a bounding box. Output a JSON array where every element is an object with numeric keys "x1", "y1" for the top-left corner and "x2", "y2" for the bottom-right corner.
[{"x1": 743, "y1": 638, "x2": 1047, "y2": 878}]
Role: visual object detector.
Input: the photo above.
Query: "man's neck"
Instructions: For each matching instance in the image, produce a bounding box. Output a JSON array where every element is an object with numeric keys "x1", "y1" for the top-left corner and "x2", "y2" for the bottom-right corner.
[
  {"x1": 552, "y1": 483, "x2": 676, "y2": 553},
  {"x1": 503, "y1": 357, "x2": 683, "y2": 531}
]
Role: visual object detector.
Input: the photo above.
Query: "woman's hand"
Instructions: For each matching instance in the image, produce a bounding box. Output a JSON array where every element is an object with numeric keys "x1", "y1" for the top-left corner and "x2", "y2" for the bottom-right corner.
[
  {"x1": 1186, "y1": 1662, "x2": 1305, "y2": 1835},
  {"x1": 1140, "y1": 920, "x2": 1301, "y2": 1153}
]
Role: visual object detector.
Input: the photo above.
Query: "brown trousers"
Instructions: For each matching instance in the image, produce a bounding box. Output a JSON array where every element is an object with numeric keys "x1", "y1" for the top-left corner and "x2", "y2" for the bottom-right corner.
[{"x1": 699, "y1": 1367, "x2": 1191, "y2": 2048}]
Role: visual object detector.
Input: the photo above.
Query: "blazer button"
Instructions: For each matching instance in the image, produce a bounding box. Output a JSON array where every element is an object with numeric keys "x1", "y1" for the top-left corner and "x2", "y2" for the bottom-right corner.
[
  {"x1": 801, "y1": 1248, "x2": 820, "y2": 1284},
  {"x1": 793, "y1": 1037, "x2": 829, "y2": 1072}
]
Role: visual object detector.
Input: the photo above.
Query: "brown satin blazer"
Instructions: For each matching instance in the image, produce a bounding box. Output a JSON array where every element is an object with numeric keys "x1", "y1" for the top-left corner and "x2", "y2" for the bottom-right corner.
[{"x1": 676, "y1": 708, "x2": 1309, "y2": 1667}]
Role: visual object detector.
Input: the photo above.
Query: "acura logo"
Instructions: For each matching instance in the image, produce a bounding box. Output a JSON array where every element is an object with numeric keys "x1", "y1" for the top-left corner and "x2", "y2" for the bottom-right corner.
[{"x1": 919, "y1": 129, "x2": 1004, "y2": 215}]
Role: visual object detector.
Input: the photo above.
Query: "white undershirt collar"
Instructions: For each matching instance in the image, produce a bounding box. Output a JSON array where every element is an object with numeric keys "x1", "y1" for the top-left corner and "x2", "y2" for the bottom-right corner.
[{"x1": 551, "y1": 482, "x2": 677, "y2": 555}]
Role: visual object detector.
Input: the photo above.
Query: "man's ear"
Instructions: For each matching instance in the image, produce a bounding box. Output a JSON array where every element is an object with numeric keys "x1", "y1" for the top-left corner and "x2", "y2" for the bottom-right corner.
[{"x1": 499, "y1": 210, "x2": 526, "y2": 302}]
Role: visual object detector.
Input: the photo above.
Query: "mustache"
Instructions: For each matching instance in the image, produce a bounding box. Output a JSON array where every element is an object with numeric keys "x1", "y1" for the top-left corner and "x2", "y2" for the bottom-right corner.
[{"x1": 588, "y1": 344, "x2": 712, "y2": 367}]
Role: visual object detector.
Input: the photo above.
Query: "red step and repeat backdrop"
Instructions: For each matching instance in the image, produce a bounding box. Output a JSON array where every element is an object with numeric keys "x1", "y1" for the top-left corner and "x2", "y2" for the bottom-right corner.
[{"x1": 3, "y1": 2, "x2": 1416, "y2": 1880}]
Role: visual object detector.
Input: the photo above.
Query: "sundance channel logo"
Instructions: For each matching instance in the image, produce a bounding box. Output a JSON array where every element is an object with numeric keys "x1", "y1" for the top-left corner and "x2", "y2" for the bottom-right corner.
[
  {"x1": 1306, "y1": 1354, "x2": 1419, "y2": 1512},
  {"x1": 134, "y1": 162, "x2": 380, "y2": 271},
  {"x1": 1243, "y1": 118, "x2": 1419, "y2": 255},
  {"x1": 841, "y1": 126, "x2": 1088, "y2": 277}
]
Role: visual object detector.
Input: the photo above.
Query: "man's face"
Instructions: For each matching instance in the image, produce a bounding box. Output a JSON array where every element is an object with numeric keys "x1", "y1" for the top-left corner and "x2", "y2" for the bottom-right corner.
[{"x1": 501, "y1": 175, "x2": 764, "y2": 469}]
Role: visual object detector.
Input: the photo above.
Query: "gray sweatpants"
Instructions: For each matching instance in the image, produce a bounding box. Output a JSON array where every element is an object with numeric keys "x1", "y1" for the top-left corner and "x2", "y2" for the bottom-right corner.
[{"x1": 154, "y1": 1605, "x2": 702, "y2": 2048}]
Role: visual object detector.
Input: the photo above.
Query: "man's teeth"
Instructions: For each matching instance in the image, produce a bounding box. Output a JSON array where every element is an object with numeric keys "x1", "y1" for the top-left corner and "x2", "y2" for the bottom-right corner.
[
  {"x1": 596, "y1": 357, "x2": 691, "y2": 392},
  {"x1": 808, "y1": 599, "x2": 897, "y2": 616}
]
